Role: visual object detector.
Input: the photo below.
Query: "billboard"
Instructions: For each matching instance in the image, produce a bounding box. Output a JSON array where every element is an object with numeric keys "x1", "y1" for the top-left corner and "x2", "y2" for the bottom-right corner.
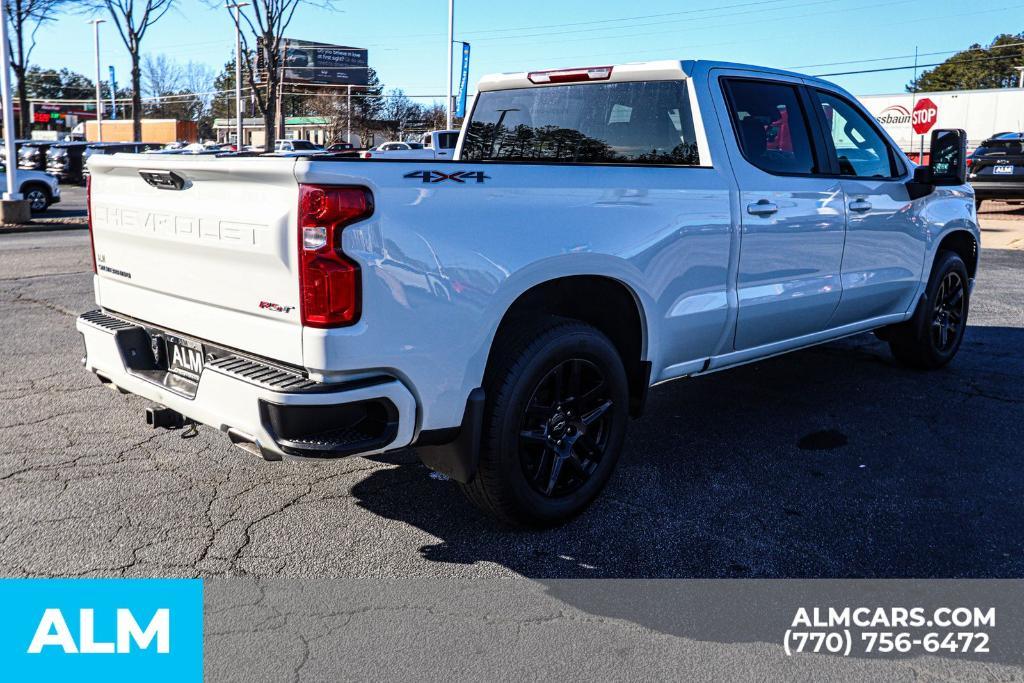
[{"x1": 270, "y1": 39, "x2": 368, "y2": 86}]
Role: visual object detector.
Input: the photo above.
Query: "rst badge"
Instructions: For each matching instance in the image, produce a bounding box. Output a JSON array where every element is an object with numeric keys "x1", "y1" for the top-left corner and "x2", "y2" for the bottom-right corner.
[{"x1": 404, "y1": 170, "x2": 490, "y2": 184}]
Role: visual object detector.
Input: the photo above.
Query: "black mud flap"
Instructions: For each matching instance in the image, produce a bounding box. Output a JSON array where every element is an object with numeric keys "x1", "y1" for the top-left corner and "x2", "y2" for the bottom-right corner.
[{"x1": 414, "y1": 388, "x2": 485, "y2": 483}]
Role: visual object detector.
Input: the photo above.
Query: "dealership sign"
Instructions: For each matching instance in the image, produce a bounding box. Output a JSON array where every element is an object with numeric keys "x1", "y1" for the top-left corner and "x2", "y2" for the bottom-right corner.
[
  {"x1": 912, "y1": 98, "x2": 938, "y2": 135},
  {"x1": 874, "y1": 98, "x2": 938, "y2": 136}
]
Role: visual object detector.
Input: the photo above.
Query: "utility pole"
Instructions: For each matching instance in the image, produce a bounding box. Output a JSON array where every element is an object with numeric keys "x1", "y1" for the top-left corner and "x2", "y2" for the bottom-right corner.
[
  {"x1": 88, "y1": 18, "x2": 105, "y2": 142},
  {"x1": 446, "y1": 0, "x2": 454, "y2": 130},
  {"x1": 276, "y1": 40, "x2": 287, "y2": 143},
  {"x1": 1015, "y1": 66, "x2": 1024, "y2": 89},
  {"x1": 226, "y1": 2, "x2": 249, "y2": 148},
  {"x1": 0, "y1": 0, "x2": 23, "y2": 209}
]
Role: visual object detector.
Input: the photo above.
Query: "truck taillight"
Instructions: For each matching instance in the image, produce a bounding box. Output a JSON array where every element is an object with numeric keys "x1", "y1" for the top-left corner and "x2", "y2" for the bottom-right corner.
[
  {"x1": 527, "y1": 66, "x2": 613, "y2": 84},
  {"x1": 86, "y1": 175, "x2": 96, "y2": 273},
  {"x1": 297, "y1": 184, "x2": 373, "y2": 328}
]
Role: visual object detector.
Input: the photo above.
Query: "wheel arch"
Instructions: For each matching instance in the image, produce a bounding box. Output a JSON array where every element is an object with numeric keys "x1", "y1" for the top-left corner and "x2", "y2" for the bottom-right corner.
[
  {"x1": 484, "y1": 274, "x2": 652, "y2": 418},
  {"x1": 934, "y1": 228, "x2": 978, "y2": 279},
  {"x1": 20, "y1": 181, "x2": 51, "y2": 205}
]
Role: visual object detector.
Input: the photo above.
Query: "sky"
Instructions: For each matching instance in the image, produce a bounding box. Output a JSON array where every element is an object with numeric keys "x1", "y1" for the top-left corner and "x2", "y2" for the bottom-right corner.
[{"x1": 25, "y1": 0, "x2": 1024, "y2": 105}]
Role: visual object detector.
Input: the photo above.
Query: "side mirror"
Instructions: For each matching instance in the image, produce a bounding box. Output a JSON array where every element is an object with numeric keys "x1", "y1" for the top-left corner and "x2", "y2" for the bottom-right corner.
[{"x1": 928, "y1": 128, "x2": 967, "y2": 185}]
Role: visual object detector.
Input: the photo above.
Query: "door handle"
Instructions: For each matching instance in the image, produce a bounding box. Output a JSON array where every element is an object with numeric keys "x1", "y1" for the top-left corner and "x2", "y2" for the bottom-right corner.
[
  {"x1": 849, "y1": 198, "x2": 873, "y2": 212},
  {"x1": 746, "y1": 200, "x2": 778, "y2": 217}
]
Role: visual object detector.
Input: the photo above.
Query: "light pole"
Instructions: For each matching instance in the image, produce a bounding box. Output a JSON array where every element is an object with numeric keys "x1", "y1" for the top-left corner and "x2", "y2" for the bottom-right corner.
[
  {"x1": 0, "y1": 0, "x2": 22, "y2": 205},
  {"x1": 446, "y1": 0, "x2": 454, "y2": 130},
  {"x1": 1015, "y1": 66, "x2": 1024, "y2": 89},
  {"x1": 226, "y1": 2, "x2": 249, "y2": 148},
  {"x1": 88, "y1": 18, "x2": 105, "y2": 142}
]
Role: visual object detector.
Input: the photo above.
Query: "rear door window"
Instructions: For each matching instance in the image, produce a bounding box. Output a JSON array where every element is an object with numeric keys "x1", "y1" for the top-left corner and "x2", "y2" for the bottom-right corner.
[
  {"x1": 461, "y1": 80, "x2": 701, "y2": 165},
  {"x1": 722, "y1": 78, "x2": 818, "y2": 175}
]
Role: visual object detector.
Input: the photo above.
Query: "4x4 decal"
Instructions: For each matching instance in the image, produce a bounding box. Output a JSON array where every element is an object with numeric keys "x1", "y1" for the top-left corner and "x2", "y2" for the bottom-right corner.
[{"x1": 404, "y1": 170, "x2": 490, "y2": 184}]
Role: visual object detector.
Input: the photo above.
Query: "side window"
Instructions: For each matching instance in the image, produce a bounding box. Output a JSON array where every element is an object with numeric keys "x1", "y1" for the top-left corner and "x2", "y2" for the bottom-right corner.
[
  {"x1": 723, "y1": 78, "x2": 817, "y2": 175},
  {"x1": 816, "y1": 90, "x2": 898, "y2": 178}
]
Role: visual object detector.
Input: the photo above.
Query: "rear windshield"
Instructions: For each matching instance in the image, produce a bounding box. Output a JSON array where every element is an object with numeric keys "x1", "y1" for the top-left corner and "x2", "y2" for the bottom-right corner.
[
  {"x1": 461, "y1": 80, "x2": 701, "y2": 165},
  {"x1": 975, "y1": 140, "x2": 1023, "y2": 156}
]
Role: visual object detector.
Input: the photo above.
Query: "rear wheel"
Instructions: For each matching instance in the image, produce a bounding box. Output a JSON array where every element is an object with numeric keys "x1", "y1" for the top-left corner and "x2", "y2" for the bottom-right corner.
[
  {"x1": 460, "y1": 317, "x2": 629, "y2": 527},
  {"x1": 886, "y1": 250, "x2": 970, "y2": 370}
]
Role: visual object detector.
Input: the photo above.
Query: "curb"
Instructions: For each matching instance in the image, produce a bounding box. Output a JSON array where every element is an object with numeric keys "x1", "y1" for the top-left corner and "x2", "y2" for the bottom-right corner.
[{"x1": 0, "y1": 218, "x2": 87, "y2": 234}]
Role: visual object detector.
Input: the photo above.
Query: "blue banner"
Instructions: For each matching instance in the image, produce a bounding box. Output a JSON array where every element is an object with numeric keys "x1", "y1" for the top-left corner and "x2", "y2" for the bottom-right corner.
[
  {"x1": 108, "y1": 66, "x2": 118, "y2": 119},
  {"x1": 456, "y1": 42, "x2": 471, "y2": 118},
  {"x1": 0, "y1": 579, "x2": 203, "y2": 682}
]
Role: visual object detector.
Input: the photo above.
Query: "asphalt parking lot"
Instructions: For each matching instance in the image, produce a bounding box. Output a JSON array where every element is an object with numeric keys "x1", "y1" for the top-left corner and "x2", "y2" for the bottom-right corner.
[
  {"x1": 44, "y1": 182, "x2": 86, "y2": 221},
  {"x1": 0, "y1": 230, "x2": 1021, "y2": 579}
]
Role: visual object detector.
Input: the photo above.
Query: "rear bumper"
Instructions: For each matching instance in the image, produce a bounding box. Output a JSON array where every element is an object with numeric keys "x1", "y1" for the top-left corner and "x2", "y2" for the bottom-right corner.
[
  {"x1": 969, "y1": 180, "x2": 1024, "y2": 199},
  {"x1": 77, "y1": 309, "x2": 417, "y2": 462}
]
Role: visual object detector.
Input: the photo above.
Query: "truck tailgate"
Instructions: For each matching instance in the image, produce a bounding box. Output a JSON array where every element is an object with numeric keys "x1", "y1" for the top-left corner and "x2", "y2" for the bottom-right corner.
[{"x1": 87, "y1": 154, "x2": 304, "y2": 365}]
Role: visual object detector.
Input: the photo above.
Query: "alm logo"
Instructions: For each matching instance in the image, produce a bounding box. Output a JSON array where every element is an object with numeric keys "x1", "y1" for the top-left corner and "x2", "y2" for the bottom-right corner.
[{"x1": 28, "y1": 608, "x2": 170, "y2": 654}]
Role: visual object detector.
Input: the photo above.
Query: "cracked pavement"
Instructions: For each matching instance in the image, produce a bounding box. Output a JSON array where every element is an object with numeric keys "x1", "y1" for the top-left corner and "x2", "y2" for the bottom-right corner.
[{"x1": 1, "y1": 230, "x2": 1022, "y2": 581}]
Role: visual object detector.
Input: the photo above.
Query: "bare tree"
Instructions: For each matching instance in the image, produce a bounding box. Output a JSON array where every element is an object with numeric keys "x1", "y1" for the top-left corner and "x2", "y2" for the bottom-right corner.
[
  {"x1": 94, "y1": 0, "x2": 177, "y2": 141},
  {"x1": 142, "y1": 54, "x2": 213, "y2": 133},
  {"x1": 222, "y1": 0, "x2": 329, "y2": 151},
  {"x1": 5, "y1": 0, "x2": 70, "y2": 137},
  {"x1": 379, "y1": 89, "x2": 422, "y2": 139},
  {"x1": 142, "y1": 52, "x2": 181, "y2": 98}
]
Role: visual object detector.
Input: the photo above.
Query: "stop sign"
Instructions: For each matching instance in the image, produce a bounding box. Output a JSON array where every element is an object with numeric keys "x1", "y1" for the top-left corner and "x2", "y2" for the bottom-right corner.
[{"x1": 912, "y1": 98, "x2": 938, "y2": 135}]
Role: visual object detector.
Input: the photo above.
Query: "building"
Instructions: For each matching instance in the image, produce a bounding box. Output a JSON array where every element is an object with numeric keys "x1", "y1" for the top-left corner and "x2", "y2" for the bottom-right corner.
[
  {"x1": 213, "y1": 116, "x2": 338, "y2": 148},
  {"x1": 857, "y1": 87, "x2": 1024, "y2": 155},
  {"x1": 213, "y1": 116, "x2": 403, "y2": 149},
  {"x1": 84, "y1": 119, "x2": 198, "y2": 144}
]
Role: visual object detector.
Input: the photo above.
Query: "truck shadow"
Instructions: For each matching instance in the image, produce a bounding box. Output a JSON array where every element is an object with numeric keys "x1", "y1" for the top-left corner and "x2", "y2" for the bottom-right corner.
[{"x1": 353, "y1": 326, "x2": 1024, "y2": 580}]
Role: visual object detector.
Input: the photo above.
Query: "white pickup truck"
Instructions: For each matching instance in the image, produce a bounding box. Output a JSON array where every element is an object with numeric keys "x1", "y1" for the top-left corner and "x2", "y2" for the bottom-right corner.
[
  {"x1": 79, "y1": 60, "x2": 978, "y2": 526},
  {"x1": 361, "y1": 130, "x2": 460, "y2": 159}
]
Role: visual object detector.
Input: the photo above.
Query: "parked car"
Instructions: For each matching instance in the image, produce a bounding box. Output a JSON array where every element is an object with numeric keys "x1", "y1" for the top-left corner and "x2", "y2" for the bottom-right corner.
[
  {"x1": 46, "y1": 142, "x2": 92, "y2": 184},
  {"x1": 326, "y1": 142, "x2": 355, "y2": 152},
  {"x1": 360, "y1": 130, "x2": 458, "y2": 159},
  {"x1": 80, "y1": 60, "x2": 978, "y2": 527},
  {"x1": 17, "y1": 141, "x2": 57, "y2": 171},
  {"x1": 968, "y1": 132, "x2": 1024, "y2": 208},
  {"x1": 275, "y1": 139, "x2": 322, "y2": 152},
  {"x1": 82, "y1": 142, "x2": 165, "y2": 179},
  {"x1": 0, "y1": 164, "x2": 60, "y2": 211}
]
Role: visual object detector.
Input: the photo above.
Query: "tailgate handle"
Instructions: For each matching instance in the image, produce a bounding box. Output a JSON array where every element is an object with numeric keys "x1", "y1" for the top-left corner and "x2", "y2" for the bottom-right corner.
[{"x1": 139, "y1": 169, "x2": 186, "y2": 190}]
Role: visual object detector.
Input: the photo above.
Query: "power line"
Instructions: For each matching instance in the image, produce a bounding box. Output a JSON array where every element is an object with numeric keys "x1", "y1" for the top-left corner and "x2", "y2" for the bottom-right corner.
[
  {"x1": 791, "y1": 40, "x2": 1024, "y2": 70},
  {"x1": 814, "y1": 52, "x2": 1024, "y2": 77},
  {"x1": 466, "y1": 0, "x2": 846, "y2": 43}
]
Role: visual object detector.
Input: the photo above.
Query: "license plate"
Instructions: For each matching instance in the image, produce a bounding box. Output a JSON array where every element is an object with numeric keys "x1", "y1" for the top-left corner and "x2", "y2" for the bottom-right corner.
[
  {"x1": 993, "y1": 165, "x2": 1014, "y2": 175},
  {"x1": 165, "y1": 335, "x2": 204, "y2": 381}
]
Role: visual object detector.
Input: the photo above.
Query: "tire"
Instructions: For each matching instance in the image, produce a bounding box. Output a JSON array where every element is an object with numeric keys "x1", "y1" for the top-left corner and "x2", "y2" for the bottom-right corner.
[
  {"x1": 23, "y1": 184, "x2": 50, "y2": 212},
  {"x1": 460, "y1": 317, "x2": 630, "y2": 527},
  {"x1": 886, "y1": 250, "x2": 970, "y2": 370}
]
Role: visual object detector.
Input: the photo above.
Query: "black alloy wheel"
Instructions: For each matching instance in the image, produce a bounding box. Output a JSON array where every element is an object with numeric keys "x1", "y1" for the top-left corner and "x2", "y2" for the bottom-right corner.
[
  {"x1": 885, "y1": 250, "x2": 971, "y2": 370},
  {"x1": 518, "y1": 358, "x2": 613, "y2": 498},
  {"x1": 931, "y1": 271, "x2": 965, "y2": 353},
  {"x1": 459, "y1": 317, "x2": 630, "y2": 527}
]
